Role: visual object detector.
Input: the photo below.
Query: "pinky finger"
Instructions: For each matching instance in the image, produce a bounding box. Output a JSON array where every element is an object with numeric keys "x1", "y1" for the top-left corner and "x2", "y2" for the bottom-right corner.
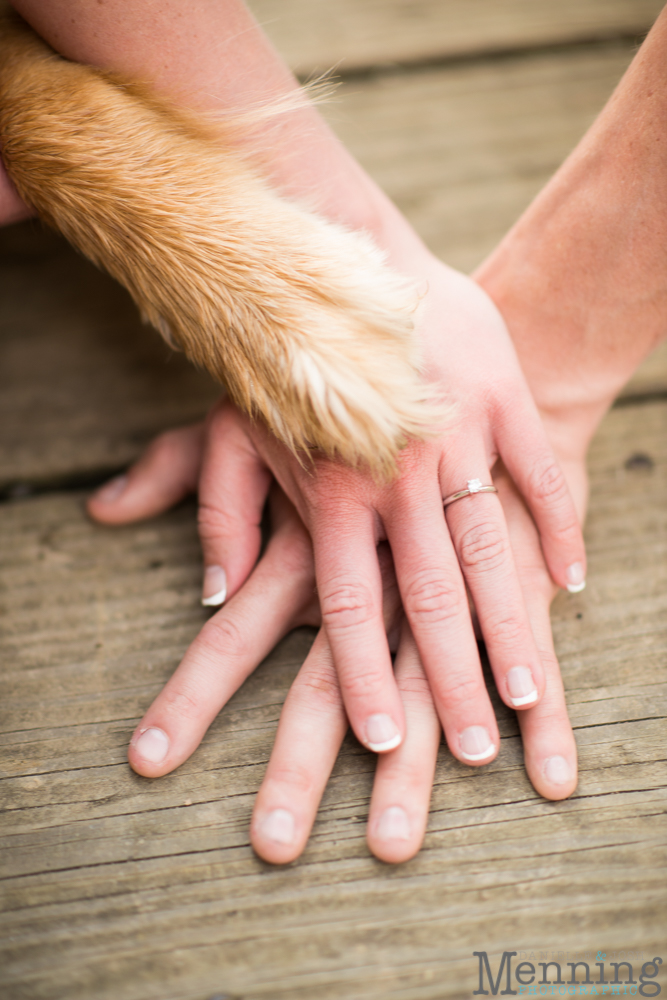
[
  {"x1": 497, "y1": 399, "x2": 587, "y2": 594},
  {"x1": 367, "y1": 623, "x2": 441, "y2": 863},
  {"x1": 251, "y1": 630, "x2": 348, "y2": 865}
]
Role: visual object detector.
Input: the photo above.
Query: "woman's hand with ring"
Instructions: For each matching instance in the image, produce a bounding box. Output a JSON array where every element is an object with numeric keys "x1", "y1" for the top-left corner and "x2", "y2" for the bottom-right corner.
[
  {"x1": 88, "y1": 413, "x2": 582, "y2": 863},
  {"x1": 192, "y1": 251, "x2": 585, "y2": 767}
]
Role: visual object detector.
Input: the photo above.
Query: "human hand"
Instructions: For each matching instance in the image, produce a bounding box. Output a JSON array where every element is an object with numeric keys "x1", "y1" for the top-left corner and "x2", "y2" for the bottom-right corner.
[
  {"x1": 88, "y1": 423, "x2": 439, "y2": 862},
  {"x1": 190, "y1": 255, "x2": 585, "y2": 768},
  {"x1": 88, "y1": 405, "x2": 585, "y2": 863}
]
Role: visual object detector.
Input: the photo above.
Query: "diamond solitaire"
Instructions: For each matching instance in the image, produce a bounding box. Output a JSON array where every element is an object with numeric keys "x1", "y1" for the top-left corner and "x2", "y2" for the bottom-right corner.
[{"x1": 442, "y1": 478, "x2": 498, "y2": 508}]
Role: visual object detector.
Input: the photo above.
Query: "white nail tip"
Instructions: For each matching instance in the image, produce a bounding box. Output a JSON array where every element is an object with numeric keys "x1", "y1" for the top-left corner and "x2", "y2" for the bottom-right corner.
[
  {"x1": 510, "y1": 690, "x2": 539, "y2": 707},
  {"x1": 567, "y1": 581, "x2": 586, "y2": 594},
  {"x1": 201, "y1": 587, "x2": 227, "y2": 607},
  {"x1": 367, "y1": 733, "x2": 402, "y2": 753},
  {"x1": 460, "y1": 744, "x2": 496, "y2": 762}
]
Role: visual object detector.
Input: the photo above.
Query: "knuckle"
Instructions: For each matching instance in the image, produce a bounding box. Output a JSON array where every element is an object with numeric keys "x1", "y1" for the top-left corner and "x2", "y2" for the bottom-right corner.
[
  {"x1": 457, "y1": 521, "x2": 508, "y2": 574},
  {"x1": 197, "y1": 502, "x2": 243, "y2": 542},
  {"x1": 162, "y1": 684, "x2": 200, "y2": 722},
  {"x1": 269, "y1": 761, "x2": 316, "y2": 797},
  {"x1": 295, "y1": 666, "x2": 342, "y2": 710},
  {"x1": 320, "y1": 579, "x2": 377, "y2": 632},
  {"x1": 528, "y1": 460, "x2": 568, "y2": 508},
  {"x1": 484, "y1": 613, "x2": 526, "y2": 650},
  {"x1": 397, "y1": 671, "x2": 435, "y2": 704},
  {"x1": 403, "y1": 573, "x2": 464, "y2": 627},
  {"x1": 204, "y1": 613, "x2": 250, "y2": 661},
  {"x1": 340, "y1": 666, "x2": 388, "y2": 700},
  {"x1": 439, "y1": 668, "x2": 483, "y2": 708}
]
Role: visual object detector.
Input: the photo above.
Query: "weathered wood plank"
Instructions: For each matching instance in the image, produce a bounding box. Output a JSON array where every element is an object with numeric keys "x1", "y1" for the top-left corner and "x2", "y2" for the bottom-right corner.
[
  {"x1": 0, "y1": 224, "x2": 219, "y2": 492},
  {"x1": 248, "y1": 0, "x2": 663, "y2": 76},
  {"x1": 1, "y1": 400, "x2": 665, "y2": 1000},
  {"x1": 3, "y1": 43, "x2": 664, "y2": 489},
  {"x1": 329, "y1": 44, "x2": 635, "y2": 272}
]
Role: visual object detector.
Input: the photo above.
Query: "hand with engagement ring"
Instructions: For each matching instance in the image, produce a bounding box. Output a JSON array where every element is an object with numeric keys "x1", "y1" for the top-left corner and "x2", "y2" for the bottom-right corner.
[
  {"x1": 89, "y1": 414, "x2": 583, "y2": 864},
  {"x1": 10, "y1": 2, "x2": 585, "y2": 773}
]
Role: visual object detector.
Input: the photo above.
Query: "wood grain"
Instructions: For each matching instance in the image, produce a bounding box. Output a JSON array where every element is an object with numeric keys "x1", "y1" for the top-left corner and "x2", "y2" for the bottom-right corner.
[
  {"x1": 1, "y1": 402, "x2": 665, "y2": 1000},
  {"x1": 329, "y1": 44, "x2": 636, "y2": 272},
  {"x1": 247, "y1": 0, "x2": 663, "y2": 76},
  {"x1": 0, "y1": 224, "x2": 219, "y2": 493}
]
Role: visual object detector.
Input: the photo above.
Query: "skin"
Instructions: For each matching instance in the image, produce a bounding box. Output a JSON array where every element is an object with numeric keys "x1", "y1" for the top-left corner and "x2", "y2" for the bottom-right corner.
[
  {"x1": 88, "y1": 414, "x2": 581, "y2": 864},
  {"x1": 4, "y1": 0, "x2": 586, "y2": 761}
]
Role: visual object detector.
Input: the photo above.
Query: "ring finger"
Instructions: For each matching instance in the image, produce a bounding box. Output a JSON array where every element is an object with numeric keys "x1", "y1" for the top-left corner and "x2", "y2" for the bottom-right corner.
[{"x1": 442, "y1": 453, "x2": 546, "y2": 713}]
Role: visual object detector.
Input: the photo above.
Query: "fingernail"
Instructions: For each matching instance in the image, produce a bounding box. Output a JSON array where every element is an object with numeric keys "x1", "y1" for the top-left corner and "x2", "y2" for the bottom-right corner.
[
  {"x1": 201, "y1": 565, "x2": 227, "y2": 607},
  {"x1": 506, "y1": 666, "x2": 538, "y2": 707},
  {"x1": 375, "y1": 806, "x2": 411, "y2": 842},
  {"x1": 365, "y1": 714, "x2": 401, "y2": 752},
  {"x1": 566, "y1": 562, "x2": 586, "y2": 593},
  {"x1": 93, "y1": 474, "x2": 128, "y2": 504},
  {"x1": 459, "y1": 726, "x2": 495, "y2": 762},
  {"x1": 544, "y1": 755, "x2": 572, "y2": 785},
  {"x1": 259, "y1": 808, "x2": 295, "y2": 845},
  {"x1": 133, "y1": 727, "x2": 169, "y2": 764}
]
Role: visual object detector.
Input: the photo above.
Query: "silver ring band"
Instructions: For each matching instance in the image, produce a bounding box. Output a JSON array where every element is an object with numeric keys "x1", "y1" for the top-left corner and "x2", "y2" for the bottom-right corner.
[{"x1": 443, "y1": 478, "x2": 498, "y2": 508}]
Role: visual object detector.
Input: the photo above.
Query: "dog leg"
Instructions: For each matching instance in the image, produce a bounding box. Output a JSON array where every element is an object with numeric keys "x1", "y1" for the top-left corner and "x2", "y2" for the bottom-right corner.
[{"x1": 0, "y1": 16, "x2": 441, "y2": 474}]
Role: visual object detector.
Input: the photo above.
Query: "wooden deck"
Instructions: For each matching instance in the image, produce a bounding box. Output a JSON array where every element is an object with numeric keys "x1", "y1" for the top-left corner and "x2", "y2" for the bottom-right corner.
[{"x1": 1, "y1": 3, "x2": 666, "y2": 998}]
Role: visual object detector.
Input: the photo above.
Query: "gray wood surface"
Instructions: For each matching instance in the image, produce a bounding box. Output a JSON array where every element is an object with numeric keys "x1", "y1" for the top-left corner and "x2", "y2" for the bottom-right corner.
[
  {"x1": 0, "y1": 224, "x2": 218, "y2": 493},
  {"x1": 1, "y1": 402, "x2": 665, "y2": 1000},
  {"x1": 248, "y1": 0, "x2": 663, "y2": 75}
]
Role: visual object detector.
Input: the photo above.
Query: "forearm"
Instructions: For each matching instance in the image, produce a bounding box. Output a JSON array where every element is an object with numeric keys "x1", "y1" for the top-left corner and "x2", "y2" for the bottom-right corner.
[
  {"x1": 476, "y1": 4, "x2": 667, "y2": 439},
  {"x1": 8, "y1": 0, "x2": 426, "y2": 268},
  {"x1": 0, "y1": 9, "x2": 439, "y2": 470}
]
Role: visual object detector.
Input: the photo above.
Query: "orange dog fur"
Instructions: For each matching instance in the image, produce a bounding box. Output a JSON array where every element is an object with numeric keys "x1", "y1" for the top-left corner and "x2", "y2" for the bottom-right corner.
[{"x1": 0, "y1": 15, "x2": 439, "y2": 474}]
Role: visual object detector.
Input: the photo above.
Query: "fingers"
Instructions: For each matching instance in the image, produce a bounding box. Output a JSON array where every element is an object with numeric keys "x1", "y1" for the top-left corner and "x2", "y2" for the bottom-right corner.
[
  {"x1": 252, "y1": 621, "x2": 442, "y2": 867},
  {"x1": 496, "y1": 395, "x2": 587, "y2": 594},
  {"x1": 311, "y1": 504, "x2": 407, "y2": 754},
  {"x1": 251, "y1": 630, "x2": 347, "y2": 864},
  {"x1": 87, "y1": 423, "x2": 205, "y2": 524},
  {"x1": 367, "y1": 624, "x2": 441, "y2": 863},
  {"x1": 252, "y1": 539, "x2": 407, "y2": 864},
  {"x1": 495, "y1": 468, "x2": 578, "y2": 800},
  {"x1": 441, "y1": 453, "x2": 547, "y2": 714},
  {"x1": 129, "y1": 495, "x2": 315, "y2": 778},
  {"x1": 382, "y1": 469, "x2": 499, "y2": 767},
  {"x1": 198, "y1": 401, "x2": 272, "y2": 606}
]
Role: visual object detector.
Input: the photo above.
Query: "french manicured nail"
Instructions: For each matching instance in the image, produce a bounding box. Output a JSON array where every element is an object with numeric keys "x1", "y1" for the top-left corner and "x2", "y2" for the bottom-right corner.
[
  {"x1": 259, "y1": 808, "x2": 295, "y2": 845},
  {"x1": 365, "y1": 714, "x2": 401, "y2": 752},
  {"x1": 375, "y1": 806, "x2": 411, "y2": 842},
  {"x1": 544, "y1": 755, "x2": 572, "y2": 785},
  {"x1": 506, "y1": 666, "x2": 538, "y2": 707},
  {"x1": 201, "y1": 565, "x2": 227, "y2": 607},
  {"x1": 94, "y1": 474, "x2": 128, "y2": 504},
  {"x1": 459, "y1": 726, "x2": 495, "y2": 762},
  {"x1": 566, "y1": 562, "x2": 586, "y2": 593},
  {"x1": 134, "y1": 727, "x2": 169, "y2": 764}
]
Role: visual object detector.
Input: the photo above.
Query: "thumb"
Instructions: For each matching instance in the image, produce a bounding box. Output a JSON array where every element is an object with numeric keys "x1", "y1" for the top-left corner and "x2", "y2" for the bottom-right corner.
[
  {"x1": 198, "y1": 402, "x2": 272, "y2": 606},
  {"x1": 87, "y1": 423, "x2": 204, "y2": 524}
]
